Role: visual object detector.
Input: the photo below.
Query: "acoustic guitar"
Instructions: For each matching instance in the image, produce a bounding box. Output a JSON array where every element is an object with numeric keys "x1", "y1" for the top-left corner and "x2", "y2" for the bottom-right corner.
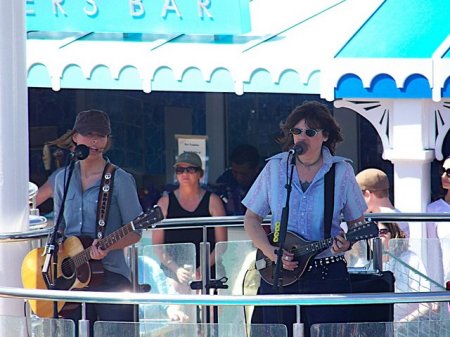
[
  {"x1": 255, "y1": 221, "x2": 378, "y2": 286},
  {"x1": 21, "y1": 206, "x2": 163, "y2": 318}
]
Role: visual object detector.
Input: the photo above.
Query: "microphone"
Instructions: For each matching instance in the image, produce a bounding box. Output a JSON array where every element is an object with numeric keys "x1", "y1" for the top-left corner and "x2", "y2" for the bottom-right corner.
[
  {"x1": 288, "y1": 143, "x2": 305, "y2": 155},
  {"x1": 70, "y1": 144, "x2": 90, "y2": 161}
]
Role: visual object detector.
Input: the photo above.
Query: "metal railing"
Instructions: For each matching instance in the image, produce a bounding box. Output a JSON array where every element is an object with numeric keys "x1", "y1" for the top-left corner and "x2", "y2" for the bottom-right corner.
[{"x1": 2, "y1": 212, "x2": 450, "y2": 336}]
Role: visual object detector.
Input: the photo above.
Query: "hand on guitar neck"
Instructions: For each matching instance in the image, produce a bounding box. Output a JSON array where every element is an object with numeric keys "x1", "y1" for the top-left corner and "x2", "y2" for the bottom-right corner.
[{"x1": 90, "y1": 239, "x2": 108, "y2": 260}]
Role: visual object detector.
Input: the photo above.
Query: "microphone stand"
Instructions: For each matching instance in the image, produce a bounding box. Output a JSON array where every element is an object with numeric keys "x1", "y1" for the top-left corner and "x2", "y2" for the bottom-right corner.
[
  {"x1": 41, "y1": 155, "x2": 78, "y2": 318},
  {"x1": 272, "y1": 152, "x2": 296, "y2": 293}
]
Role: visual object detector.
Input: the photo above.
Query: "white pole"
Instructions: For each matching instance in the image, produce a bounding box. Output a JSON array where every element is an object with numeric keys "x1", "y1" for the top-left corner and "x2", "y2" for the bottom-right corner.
[{"x1": 0, "y1": 0, "x2": 31, "y2": 317}]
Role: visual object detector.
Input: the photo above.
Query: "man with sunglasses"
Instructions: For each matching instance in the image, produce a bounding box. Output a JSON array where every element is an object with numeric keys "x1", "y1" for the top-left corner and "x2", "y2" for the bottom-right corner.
[
  {"x1": 243, "y1": 101, "x2": 367, "y2": 337},
  {"x1": 356, "y1": 168, "x2": 410, "y2": 238}
]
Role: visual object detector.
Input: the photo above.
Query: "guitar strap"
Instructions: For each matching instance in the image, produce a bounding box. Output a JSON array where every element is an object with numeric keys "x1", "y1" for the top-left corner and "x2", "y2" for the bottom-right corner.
[
  {"x1": 323, "y1": 164, "x2": 335, "y2": 239},
  {"x1": 96, "y1": 163, "x2": 117, "y2": 239}
]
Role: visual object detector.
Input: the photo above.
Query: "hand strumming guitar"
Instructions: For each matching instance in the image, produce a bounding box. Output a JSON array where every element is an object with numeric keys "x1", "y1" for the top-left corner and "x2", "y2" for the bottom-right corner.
[{"x1": 277, "y1": 249, "x2": 298, "y2": 271}]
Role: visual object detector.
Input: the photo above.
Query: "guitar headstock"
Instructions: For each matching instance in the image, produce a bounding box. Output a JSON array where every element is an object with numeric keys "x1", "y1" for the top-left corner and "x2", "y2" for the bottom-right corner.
[
  {"x1": 132, "y1": 206, "x2": 164, "y2": 230},
  {"x1": 347, "y1": 221, "x2": 379, "y2": 242}
]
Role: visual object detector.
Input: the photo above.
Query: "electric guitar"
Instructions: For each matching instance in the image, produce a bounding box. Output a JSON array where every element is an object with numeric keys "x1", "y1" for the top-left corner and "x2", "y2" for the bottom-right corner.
[
  {"x1": 21, "y1": 206, "x2": 163, "y2": 318},
  {"x1": 255, "y1": 221, "x2": 378, "y2": 286}
]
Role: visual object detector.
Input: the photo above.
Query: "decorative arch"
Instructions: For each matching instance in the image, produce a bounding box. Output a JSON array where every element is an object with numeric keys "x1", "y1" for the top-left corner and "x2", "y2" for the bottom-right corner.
[{"x1": 334, "y1": 99, "x2": 392, "y2": 159}]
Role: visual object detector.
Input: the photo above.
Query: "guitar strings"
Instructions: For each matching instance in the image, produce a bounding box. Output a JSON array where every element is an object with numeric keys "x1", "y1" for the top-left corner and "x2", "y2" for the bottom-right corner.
[{"x1": 58, "y1": 224, "x2": 133, "y2": 274}]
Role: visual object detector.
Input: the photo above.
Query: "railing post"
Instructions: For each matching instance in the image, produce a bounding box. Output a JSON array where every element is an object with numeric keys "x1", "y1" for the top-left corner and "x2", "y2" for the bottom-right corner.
[
  {"x1": 372, "y1": 237, "x2": 383, "y2": 272},
  {"x1": 78, "y1": 302, "x2": 90, "y2": 337},
  {"x1": 129, "y1": 244, "x2": 140, "y2": 322},
  {"x1": 199, "y1": 239, "x2": 211, "y2": 324}
]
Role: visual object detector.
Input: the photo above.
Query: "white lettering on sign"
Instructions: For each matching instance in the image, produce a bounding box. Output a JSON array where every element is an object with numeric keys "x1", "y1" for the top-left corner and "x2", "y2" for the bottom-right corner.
[
  {"x1": 52, "y1": 0, "x2": 67, "y2": 16},
  {"x1": 84, "y1": 0, "x2": 98, "y2": 16},
  {"x1": 25, "y1": 0, "x2": 254, "y2": 35},
  {"x1": 26, "y1": 0, "x2": 35, "y2": 15},
  {"x1": 198, "y1": 0, "x2": 212, "y2": 18},
  {"x1": 130, "y1": 0, "x2": 145, "y2": 17},
  {"x1": 161, "y1": 0, "x2": 181, "y2": 18}
]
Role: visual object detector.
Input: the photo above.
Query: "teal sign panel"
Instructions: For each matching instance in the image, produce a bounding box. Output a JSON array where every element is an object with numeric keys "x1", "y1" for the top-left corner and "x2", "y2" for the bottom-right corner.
[{"x1": 26, "y1": 0, "x2": 251, "y2": 34}]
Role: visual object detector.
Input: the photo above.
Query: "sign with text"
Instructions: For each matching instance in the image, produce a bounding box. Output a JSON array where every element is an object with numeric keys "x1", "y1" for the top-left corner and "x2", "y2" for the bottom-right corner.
[
  {"x1": 176, "y1": 134, "x2": 208, "y2": 183},
  {"x1": 26, "y1": 0, "x2": 251, "y2": 34}
]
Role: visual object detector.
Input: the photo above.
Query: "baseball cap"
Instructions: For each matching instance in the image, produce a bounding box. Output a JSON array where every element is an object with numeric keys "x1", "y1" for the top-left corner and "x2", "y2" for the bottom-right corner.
[
  {"x1": 174, "y1": 152, "x2": 203, "y2": 168},
  {"x1": 73, "y1": 109, "x2": 111, "y2": 136},
  {"x1": 356, "y1": 168, "x2": 390, "y2": 191}
]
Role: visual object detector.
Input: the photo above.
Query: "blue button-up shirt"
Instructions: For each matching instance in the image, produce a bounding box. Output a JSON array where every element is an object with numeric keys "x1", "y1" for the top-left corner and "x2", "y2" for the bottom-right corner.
[
  {"x1": 242, "y1": 147, "x2": 367, "y2": 258},
  {"x1": 54, "y1": 161, "x2": 143, "y2": 279}
]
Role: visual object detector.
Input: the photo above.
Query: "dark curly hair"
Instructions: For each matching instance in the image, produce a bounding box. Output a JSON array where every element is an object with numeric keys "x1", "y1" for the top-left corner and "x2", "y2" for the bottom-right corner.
[{"x1": 278, "y1": 101, "x2": 343, "y2": 155}]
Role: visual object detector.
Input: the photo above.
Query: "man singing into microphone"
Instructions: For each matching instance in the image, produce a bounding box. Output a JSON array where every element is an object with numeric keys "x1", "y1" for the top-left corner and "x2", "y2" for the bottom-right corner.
[
  {"x1": 243, "y1": 101, "x2": 367, "y2": 337},
  {"x1": 52, "y1": 109, "x2": 143, "y2": 335}
]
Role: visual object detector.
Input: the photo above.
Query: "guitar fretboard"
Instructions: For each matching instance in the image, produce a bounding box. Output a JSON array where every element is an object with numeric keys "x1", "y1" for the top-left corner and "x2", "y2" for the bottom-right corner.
[
  {"x1": 296, "y1": 237, "x2": 334, "y2": 256},
  {"x1": 71, "y1": 223, "x2": 134, "y2": 268}
]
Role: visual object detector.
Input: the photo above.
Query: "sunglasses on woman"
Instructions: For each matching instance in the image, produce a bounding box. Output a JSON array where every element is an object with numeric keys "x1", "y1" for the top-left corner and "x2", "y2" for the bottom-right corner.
[
  {"x1": 289, "y1": 127, "x2": 322, "y2": 137},
  {"x1": 175, "y1": 166, "x2": 200, "y2": 174},
  {"x1": 442, "y1": 167, "x2": 450, "y2": 177},
  {"x1": 378, "y1": 228, "x2": 390, "y2": 235}
]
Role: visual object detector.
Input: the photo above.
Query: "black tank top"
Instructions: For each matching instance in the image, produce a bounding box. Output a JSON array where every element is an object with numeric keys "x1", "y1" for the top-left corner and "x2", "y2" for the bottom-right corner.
[{"x1": 164, "y1": 190, "x2": 216, "y2": 268}]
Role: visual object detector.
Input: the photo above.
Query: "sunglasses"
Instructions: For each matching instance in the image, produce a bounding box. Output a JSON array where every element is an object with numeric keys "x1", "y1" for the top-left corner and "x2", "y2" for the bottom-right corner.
[
  {"x1": 443, "y1": 168, "x2": 450, "y2": 177},
  {"x1": 289, "y1": 127, "x2": 322, "y2": 137},
  {"x1": 378, "y1": 228, "x2": 390, "y2": 235},
  {"x1": 175, "y1": 166, "x2": 200, "y2": 174}
]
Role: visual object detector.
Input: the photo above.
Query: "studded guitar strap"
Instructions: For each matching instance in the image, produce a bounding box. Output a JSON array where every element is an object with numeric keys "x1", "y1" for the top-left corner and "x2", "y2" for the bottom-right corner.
[{"x1": 96, "y1": 163, "x2": 117, "y2": 239}]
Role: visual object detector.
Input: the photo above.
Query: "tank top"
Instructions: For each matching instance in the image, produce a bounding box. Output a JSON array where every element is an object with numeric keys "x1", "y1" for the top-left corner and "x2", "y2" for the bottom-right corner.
[{"x1": 164, "y1": 190, "x2": 217, "y2": 269}]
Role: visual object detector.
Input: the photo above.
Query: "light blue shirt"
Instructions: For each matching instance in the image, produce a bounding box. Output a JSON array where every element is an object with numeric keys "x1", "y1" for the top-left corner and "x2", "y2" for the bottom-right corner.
[
  {"x1": 242, "y1": 147, "x2": 367, "y2": 257},
  {"x1": 54, "y1": 161, "x2": 143, "y2": 279}
]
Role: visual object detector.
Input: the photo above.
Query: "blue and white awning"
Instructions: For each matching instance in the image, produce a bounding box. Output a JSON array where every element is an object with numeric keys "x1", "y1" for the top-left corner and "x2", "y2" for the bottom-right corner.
[{"x1": 27, "y1": 0, "x2": 450, "y2": 101}]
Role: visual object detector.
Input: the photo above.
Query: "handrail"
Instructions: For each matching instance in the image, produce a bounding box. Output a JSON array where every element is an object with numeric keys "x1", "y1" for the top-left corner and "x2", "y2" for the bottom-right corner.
[
  {"x1": 0, "y1": 226, "x2": 52, "y2": 241},
  {"x1": 1, "y1": 212, "x2": 449, "y2": 242},
  {"x1": 0, "y1": 213, "x2": 450, "y2": 241},
  {"x1": 0, "y1": 285, "x2": 449, "y2": 306}
]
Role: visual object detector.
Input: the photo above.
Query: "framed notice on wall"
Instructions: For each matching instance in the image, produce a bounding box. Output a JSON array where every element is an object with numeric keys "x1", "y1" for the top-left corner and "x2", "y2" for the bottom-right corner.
[{"x1": 175, "y1": 134, "x2": 208, "y2": 183}]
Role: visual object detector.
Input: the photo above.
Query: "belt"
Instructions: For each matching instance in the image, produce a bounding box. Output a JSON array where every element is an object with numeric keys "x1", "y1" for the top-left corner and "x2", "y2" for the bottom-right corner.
[{"x1": 307, "y1": 255, "x2": 346, "y2": 271}]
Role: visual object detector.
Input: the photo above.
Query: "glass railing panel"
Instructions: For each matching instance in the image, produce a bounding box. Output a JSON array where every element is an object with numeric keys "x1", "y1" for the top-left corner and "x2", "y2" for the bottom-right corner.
[
  {"x1": 345, "y1": 239, "x2": 372, "y2": 269},
  {"x1": 214, "y1": 240, "x2": 257, "y2": 326},
  {"x1": 387, "y1": 239, "x2": 450, "y2": 322},
  {"x1": 139, "y1": 243, "x2": 197, "y2": 322},
  {"x1": 0, "y1": 315, "x2": 74, "y2": 337},
  {"x1": 310, "y1": 320, "x2": 450, "y2": 337},
  {"x1": 31, "y1": 316, "x2": 75, "y2": 337},
  {"x1": 94, "y1": 321, "x2": 287, "y2": 337},
  {"x1": 310, "y1": 322, "x2": 393, "y2": 337}
]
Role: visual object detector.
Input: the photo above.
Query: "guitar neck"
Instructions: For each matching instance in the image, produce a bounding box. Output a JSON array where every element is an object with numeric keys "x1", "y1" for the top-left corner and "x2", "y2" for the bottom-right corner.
[
  {"x1": 71, "y1": 222, "x2": 134, "y2": 268},
  {"x1": 296, "y1": 237, "x2": 334, "y2": 257}
]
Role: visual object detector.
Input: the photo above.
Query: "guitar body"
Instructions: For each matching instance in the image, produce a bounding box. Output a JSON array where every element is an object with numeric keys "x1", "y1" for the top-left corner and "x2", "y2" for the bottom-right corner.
[
  {"x1": 256, "y1": 231, "x2": 319, "y2": 287},
  {"x1": 21, "y1": 236, "x2": 103, "y2": 318},
  {"x1": 256, "y1": 221, "x2": 378, "y2": 287},
  {"x1": 21, "y1": 206, "x2": 163, "y2": 317}
]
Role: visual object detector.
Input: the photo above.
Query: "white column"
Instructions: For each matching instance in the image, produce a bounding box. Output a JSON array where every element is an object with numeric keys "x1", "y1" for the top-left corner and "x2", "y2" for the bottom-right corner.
[
  {"x1": 0, "y1": 0, "x2": 30, "y2": 316},
  {"x1": 384, "y1": 99, "x2": 434, "y2": 239}
]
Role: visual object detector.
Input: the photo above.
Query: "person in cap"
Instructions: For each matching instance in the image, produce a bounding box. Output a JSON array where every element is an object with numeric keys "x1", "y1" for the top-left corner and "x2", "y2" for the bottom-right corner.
[
  {"x1": 153, "y1": 152, "x2": 227, "y2": 294},
  {"x1": 356, "y1": 168, "x2": 410, "y2": 237},
  {"x1": 52, "y1": 109, "x2": 143, "y2": 334}
]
